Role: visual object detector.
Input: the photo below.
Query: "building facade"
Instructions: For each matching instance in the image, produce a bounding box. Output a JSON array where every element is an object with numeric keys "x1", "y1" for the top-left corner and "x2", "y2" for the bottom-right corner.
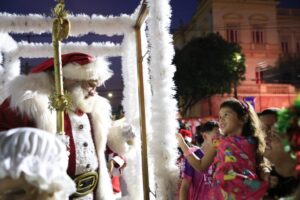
[
  {"x1": 277, "y1": 8, "x2": 300, "y2": 56},
  {"x1": 174, "y1": 0, "x2": 299, "y2": 117}
]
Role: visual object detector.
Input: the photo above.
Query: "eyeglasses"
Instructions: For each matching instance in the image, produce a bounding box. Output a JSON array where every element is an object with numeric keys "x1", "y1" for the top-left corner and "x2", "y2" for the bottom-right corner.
[
  {"x1": 81, "y1": 79, "x2": 98, "y2": 89},
  {"x1": 64, "y1": 79, "x2": 99, "y2": 89}
]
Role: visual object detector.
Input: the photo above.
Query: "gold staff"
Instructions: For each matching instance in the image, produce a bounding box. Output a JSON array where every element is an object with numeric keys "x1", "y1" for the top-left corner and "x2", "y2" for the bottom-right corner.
[
  {"x1": 135, "y1": 1, "x2": 150, "y2": 199},
  {"x1": 50, "y1": 0, "x2": 71, "y2": 134}
]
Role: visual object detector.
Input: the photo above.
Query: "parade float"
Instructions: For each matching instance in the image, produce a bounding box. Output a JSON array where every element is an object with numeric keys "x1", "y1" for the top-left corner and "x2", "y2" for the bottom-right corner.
[{"x1": 0, "y1": 0, "x2": 179, "y2": 199}]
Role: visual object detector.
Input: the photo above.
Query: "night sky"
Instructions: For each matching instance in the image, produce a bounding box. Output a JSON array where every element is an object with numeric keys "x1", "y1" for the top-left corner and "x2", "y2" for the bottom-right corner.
[
  {"x1": 0, "y1": 0, "x2": 299, "y2": 107},
  {"x1": 0, "y1": 0, "x2": 299, "y2": 29},
  {"x1": 0, "y1": 0, "x2": 198, "y2": 30}
]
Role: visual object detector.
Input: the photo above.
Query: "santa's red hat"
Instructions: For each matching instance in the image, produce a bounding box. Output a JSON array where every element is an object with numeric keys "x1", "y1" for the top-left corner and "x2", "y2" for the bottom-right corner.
[
  {"x1": 179, "y1": 129, "x2": 192, "y2": 143},
  {"x1": 30, "y1": 52, "x2": 113, "y2": 85}
]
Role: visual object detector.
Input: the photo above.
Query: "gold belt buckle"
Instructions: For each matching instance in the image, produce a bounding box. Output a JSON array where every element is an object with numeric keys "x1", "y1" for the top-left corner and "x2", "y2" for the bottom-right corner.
[{"x1": 72, "y1": 171, "x2": 98, "y2": 198}]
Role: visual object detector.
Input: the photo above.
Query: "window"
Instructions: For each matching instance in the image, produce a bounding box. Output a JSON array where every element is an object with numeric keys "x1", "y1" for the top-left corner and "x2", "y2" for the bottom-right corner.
[
  {"x1": 281, "y1": 41, "x2": 289, "y2": 54},
  {"x1": 252, "y1": 28, "x2": 264, "y2": 44},
  {"x1": 297, "y1": 41, "x2": 300, "y2": 54},
  {"x1": 226, "y1": 25, "x2": 239, "y2": 43}
]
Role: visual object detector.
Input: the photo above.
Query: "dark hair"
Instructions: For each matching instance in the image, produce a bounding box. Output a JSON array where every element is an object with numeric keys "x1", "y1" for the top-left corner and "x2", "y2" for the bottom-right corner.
[
  {"x1": 178, "y1": 120, "x2": 189, "y2": 131},
  {"x1": 195, "y1": 121, "x2": 219, "y2": 145},
  {"x1": 258, "y1": 108, "x2": 279, "y2": 118},
  {"x1": 197, "y1": 121, "x2": 219, "y2": 133},
  {"x1": 220, "y1": 98, "x2": 267, "y2": 172}
]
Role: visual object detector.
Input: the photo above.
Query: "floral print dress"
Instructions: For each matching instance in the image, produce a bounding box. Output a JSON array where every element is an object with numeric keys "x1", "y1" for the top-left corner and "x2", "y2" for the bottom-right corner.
[{"x1": 209, "y1": 136, "x2": 268, "y2": 200}]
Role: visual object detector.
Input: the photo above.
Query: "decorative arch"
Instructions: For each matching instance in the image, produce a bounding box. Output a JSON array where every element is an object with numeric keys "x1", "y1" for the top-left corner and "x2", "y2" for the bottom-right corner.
[
  {"x1": 0, "y1": 1, "x2": 179, "y2": 199},
  {"x1": 223, "y1": 12, "x2": 243, "y2": 21},
  {"x1": 249, "y1": 14, "x2": 269, "y2": 25}
]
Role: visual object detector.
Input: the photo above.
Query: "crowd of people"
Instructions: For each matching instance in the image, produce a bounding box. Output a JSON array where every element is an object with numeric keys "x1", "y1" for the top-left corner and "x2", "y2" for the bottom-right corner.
[{"x1": 176, "y1": 98, "x2": 300, "y2": 200}]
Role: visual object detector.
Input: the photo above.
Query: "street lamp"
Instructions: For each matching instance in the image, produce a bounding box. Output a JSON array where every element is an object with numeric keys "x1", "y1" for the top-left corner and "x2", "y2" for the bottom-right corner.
[
  {"x1": 256, "y1": 63, "x2": 269, "y2": 111},
  {"x1": 233, "y1": 52, "x2": 242, "y2": 62},
  {"x1": 233, "y1": 52, "x2": 242, "y2": 98},
  {"x1": 107, "y1": 92, "x2": 113, "y2": 98}
]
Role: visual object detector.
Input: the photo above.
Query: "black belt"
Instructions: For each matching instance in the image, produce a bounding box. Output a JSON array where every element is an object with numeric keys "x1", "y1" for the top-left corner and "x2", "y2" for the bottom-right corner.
[{"x1": 71, "y1": 171, "x2": 98, "y2": 198}]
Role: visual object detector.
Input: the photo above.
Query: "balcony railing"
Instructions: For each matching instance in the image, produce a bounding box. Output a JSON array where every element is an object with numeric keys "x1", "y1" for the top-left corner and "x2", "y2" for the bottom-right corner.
[{"x1": 237, "y1": 83, "x2": 295, "y2": 95}]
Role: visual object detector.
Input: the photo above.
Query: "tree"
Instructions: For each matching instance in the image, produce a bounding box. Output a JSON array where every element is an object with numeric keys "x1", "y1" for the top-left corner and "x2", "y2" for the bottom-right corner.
[
  {"x1": 263, "y1": 55, "x2": 300, "y2": 87},
  {"x1": 173, "y1": 33, "x2": 245, "y2": 116}
]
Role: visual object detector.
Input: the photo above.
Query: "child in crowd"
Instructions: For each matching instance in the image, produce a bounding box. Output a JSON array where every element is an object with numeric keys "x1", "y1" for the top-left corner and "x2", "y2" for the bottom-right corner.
[
  {"x1": 176, "y1": 122, "x2": 193, "y2": 198},
  {"x1": 0, "y1": 127, "x2": 75, "y2": 200},
  {"x1": 179, "y1": 121, "x2": 220, "y2": 200},
  {"x1": 258, "y1": 108, "x2": 280, "y2": 135},
  {"x1": 177, "y1": 121, "x2": 193, "y2": 175},
  {"x1": 177, "y1": 98, "x2": 268, "y2": 200}
]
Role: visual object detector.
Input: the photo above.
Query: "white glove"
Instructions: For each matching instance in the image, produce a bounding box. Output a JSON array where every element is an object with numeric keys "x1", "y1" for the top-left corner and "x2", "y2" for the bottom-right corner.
[{"x1": 122, "y1": 123, "x2": 135, "y2": 141}]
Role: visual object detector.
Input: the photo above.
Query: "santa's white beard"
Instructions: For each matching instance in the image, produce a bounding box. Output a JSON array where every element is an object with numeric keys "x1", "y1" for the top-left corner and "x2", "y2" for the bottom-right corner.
[{"x1": 69, "y1": 85, "x2": 96, "y2": 113}]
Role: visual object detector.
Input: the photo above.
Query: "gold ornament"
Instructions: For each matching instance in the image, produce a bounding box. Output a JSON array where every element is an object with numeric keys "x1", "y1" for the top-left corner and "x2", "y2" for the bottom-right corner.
[
  {"x1": 48, "y1": 91, "x2": 72, "y2": 112},
  {"x1": 51, "y1": 0, "x2": 71, "y2": 134}
]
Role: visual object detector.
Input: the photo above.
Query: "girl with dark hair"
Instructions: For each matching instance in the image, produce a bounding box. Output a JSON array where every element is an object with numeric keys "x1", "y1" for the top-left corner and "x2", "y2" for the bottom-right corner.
[
  {"x1": 177, "y1": 98, "x2": 268, "y2": 199},
  {"x1": 179, "y1": 121, "x2": 220, "y2": 200}
]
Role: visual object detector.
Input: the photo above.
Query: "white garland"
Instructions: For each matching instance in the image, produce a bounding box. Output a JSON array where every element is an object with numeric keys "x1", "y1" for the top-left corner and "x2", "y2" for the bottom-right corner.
[
  {"x1": 120, "y1": 31, "x2": 143, "y2": 200},
  {"x1": 0, "y1": 13, "x2": 135, "y2": 36},
  {"x1": 146, "y1": 0, "x2": 179, "y2": 199},
  {"x1": 0, "y1": 33, "x2": 17, "y2": 52},
  {"x1": 7, "y1": 41, "x2": 122, "y2": 59}
]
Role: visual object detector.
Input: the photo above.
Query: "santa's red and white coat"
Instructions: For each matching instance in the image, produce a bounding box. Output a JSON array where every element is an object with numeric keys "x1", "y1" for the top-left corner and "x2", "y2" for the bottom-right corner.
[{"x1": 0, "y1": 72, "x2": 114, "y2": 200}]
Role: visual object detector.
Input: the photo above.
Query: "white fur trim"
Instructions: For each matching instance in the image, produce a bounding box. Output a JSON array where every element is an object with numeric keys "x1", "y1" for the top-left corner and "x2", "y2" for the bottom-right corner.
[
  {"x1": 184, "y1": 137, "x2": 192, "y2": 143},
  {"x1": 0, "y1": 33, "x2": 18, "y2": 104},
  {"x1": 107, "y1": 118, "x2": 132, "y2": 156},
  {"x1": 62, "y1": 57, "x2": 113, "y2": 86},
  {"x1": 112, "y1": 156, "x2": 125, "y2": 167},
  {"x1": 90, "y1": 95, "x2": 115, "y2": 199},
  {"x1": 7, "y1": 72, "x2": 56, "y2": 133}
]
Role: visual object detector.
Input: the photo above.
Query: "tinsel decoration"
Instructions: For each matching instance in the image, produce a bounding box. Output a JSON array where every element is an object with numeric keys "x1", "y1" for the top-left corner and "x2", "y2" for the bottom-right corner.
[
  {"x1": 275, "y1": 108, "x2": 293, "y2": 136},
  {"x1": 275, "y1": 95, "x2": 300, "y2": 174}
]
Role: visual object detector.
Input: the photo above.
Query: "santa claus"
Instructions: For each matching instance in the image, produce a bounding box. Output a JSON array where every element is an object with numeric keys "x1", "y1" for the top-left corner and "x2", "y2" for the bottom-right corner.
[{"x1": 0, "y1": 52, "x2": 123, "y2": 200}]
